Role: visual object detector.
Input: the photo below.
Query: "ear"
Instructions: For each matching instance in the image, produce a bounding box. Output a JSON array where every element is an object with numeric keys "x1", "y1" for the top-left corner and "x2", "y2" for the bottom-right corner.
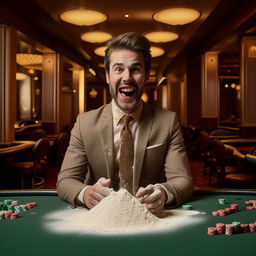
[{"x1": 105, "y1": 71, "x2": 110, "y2": 84}]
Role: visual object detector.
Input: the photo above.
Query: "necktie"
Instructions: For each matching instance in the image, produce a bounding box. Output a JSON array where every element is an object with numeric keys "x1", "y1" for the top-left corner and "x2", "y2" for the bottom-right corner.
[{"x1": 119, "y1": 115, "x2": 134, "y2": 194}]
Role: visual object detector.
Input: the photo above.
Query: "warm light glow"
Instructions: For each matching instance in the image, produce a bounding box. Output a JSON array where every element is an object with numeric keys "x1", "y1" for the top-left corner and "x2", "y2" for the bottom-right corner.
[
  {"x1": 145, "y1": 31, "x2": 179, "y2": 43},
  {"x1": 27, "y1": 69, "x2": 35, "y2": 74},
  {"x1": 95, "y1": 46, "x2": 164, "y2": 57},
  {"x1": 236, "y1": 85, "x2": 241, "y2": 91},
  {"x1": 150, "y1": 46, "x2": 164, "y2": 57},
  {"x1": 16, "y1": 53, "x2": 43, "y2": 66},
  {"x1": 225, "y1": 84, "x2": 229, "y2": 88},
  {"x1": 153, "y1": 8, "x2": 200, "y2": 25},
  {"x1": 94, "y1": 46, "x2": 107, "y2": 57},
  {"x1": 231, "y1": 83, "x2": 236, "y2": 89},
  {"x1": 88, "y1": 68, "x2": 96, "y2": 76},
  {"x1": 150, "y1": 70, "x2": 156, "y2": 76},
  {"x1": 142, "y1": 92, "x2": 148, "y2": 103},
  {"x1": 59, "y1": 9, "x2": 107, "y2": 26},
  {"x1": 157, "y1": 76, "x2": 167, "y2": 86},
  {"x1": 89, "y1": 88, "x2": 98, "y2": 98},
  {"x1": 79, "y1": 69, "x2": 85, "y2": 113},
  {"x1": 81, "y1": 31, "x2": 112, "y2": 43},
  {"x1": 16, "y1": 73, "x2": 28, "y2": 80}
]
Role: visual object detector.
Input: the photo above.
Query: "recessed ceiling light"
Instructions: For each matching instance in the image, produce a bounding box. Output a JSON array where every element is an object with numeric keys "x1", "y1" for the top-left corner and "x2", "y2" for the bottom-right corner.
[
  {"x1": 145, "y1": 31, "x2": 179, "y2": 43},
  {"x1": 16, "y1": 73, "x2": 28, "y2": 80},
  {"x1": 94, "y1": 46, "x2": 107, "y2": 57},
  {"x1": 16, "y1": 53, "x2": 43, "y2": 66},
  {"x1": 59, "y1": 9, "x2": 107, "y2": 26},
  {"x1": 81, "y1": 31, "x2": 112, "y2": 43},
  {"x1": 150, "y1": 46, "x2": 164, "y2": 57},
  {"x1": 153, "y1": 8, "x2": 200, "y2": 25},
  {"x1": 124, "y1": 14, "x2": 129, "y2": 18},
  {"x1": 95, "y1": 46, "x2": 164, "y2": 58}
]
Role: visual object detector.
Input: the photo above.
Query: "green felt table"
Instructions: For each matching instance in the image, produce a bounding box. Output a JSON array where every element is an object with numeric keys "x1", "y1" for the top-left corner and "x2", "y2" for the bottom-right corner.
[{"x1": 0, "y1": 190, "x2": 256, "y2": 256}]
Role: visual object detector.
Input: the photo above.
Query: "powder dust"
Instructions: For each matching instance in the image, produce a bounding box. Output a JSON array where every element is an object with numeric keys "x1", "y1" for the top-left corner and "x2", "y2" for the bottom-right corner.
[
  {"x1": 45, "y1": 189, "x2": 204, "y2": 235},
  {"x1": 84, "y1": 189, "x2": 159, "y2": 233}
]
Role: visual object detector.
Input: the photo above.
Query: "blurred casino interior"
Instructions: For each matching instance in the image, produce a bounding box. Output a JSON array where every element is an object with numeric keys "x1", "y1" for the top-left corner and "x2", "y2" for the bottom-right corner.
[{"x1": 0, "y1": 0, "x2": 256, "y2": 190}]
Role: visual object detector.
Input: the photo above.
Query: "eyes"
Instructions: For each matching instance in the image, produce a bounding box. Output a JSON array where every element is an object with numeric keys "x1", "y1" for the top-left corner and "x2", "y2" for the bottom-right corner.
[{"x1": 112, "y1": 65, "x2": 143, "y2": 74}]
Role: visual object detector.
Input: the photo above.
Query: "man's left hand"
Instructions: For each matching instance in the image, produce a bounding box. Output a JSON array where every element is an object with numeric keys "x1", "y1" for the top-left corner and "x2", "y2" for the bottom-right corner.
[{"x1": 135, "y1": 184, "x2": 167, "y2": 214}]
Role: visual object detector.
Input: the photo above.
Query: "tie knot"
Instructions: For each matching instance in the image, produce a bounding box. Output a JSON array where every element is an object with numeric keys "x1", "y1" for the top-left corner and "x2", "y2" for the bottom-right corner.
[{"x1": 122, "y1": 115, "x2": 133, "y2": 127}]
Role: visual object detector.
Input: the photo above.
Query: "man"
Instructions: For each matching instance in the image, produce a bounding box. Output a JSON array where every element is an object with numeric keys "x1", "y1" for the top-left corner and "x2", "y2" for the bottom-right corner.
[{"x1": 57, "y1": 32, "x2": 193, "y2": 214}]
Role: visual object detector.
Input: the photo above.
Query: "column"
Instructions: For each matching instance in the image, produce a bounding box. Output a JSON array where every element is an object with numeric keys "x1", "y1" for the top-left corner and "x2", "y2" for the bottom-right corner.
[
  {"x1": 240, "y1": 36, "x2": 256, "y2": 137},
  {"x1": 201, "y1": 52, "x2": 219, "y2": 131},
  {"x1": 0, "y1": 25, "x2": 16, "y2": 142}
]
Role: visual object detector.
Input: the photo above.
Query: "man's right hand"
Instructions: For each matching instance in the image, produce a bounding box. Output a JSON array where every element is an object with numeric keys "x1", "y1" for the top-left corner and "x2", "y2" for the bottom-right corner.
[{"x1": 83, "y1": 177, "x2": 112, "y2": 209}]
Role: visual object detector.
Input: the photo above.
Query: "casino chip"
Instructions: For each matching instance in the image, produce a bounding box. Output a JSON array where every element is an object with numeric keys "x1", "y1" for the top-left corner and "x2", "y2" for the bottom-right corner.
[
  {"x1": 181, "y1": 204, "x2": 193, "y2": 210},
  {"x1": 0, "y1": 199, "x2": 37, "y2": 220}
]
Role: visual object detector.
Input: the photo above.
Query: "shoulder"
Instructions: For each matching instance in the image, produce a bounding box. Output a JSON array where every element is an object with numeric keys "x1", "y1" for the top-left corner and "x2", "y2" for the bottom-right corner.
[
  {"x1": 76, "y1": 103, "x2": 111, "y2": 122},
  {"x1": 143, "y1": 103, "x2": 177, "y2": 120}
]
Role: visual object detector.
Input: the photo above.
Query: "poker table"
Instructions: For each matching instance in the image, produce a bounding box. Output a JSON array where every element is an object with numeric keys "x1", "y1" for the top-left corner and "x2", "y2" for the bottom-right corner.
[{"x1": 1, "y1": 190, "x2": 256, "y2": 256}]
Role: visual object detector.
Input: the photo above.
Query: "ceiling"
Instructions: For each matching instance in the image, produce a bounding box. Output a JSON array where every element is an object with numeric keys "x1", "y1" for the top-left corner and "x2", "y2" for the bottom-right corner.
[{"x1": 0, "y1": 0, "x2": 256, "y2": 85}]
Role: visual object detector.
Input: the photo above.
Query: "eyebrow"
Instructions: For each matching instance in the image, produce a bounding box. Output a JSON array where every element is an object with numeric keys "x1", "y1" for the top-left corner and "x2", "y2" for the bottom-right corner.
[{"x1": 112, "y1": 62, "x2": 143, "y2": 68}]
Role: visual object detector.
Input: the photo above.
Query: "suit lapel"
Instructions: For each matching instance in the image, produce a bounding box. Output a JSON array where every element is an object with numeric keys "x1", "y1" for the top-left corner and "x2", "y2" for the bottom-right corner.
[
  {"x1": 133, "y1": 104, "x2": 153, "y2": 192},
  {"x1": 99, "y1": 104, "x2": 115, "y2": 181}
]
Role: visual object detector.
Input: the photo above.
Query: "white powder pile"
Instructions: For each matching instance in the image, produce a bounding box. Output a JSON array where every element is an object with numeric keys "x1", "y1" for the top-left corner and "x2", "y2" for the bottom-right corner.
[
  {"x1": 83, "y1": 189, "x2": 159, "y2": 233},
  {"x1": 45, "y1": 189, "x2": 205, "y2": 235}
]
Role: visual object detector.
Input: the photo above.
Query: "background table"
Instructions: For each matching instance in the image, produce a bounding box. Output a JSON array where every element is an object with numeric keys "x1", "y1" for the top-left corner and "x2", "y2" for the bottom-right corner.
[{"x1": 1, "y1": 190, "x2": 256, "y2": 256}]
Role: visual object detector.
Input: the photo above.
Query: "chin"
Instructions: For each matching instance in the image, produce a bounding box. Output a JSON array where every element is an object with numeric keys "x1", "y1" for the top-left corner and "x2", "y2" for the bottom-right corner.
[{"x1": 118, "y1": 101, "x2": 137, "y2": 113}]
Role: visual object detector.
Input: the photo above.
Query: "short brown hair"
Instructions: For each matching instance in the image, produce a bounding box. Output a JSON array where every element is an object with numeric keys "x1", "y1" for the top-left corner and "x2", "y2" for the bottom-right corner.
[{"x1": 104, "y1": 32, "x2": 151, "y2": 74}]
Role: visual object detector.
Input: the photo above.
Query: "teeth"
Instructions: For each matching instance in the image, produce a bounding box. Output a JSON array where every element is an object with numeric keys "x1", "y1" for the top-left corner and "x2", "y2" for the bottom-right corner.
[{"x1": 120, "y1": 88, "x2": 134, "y2": 92}]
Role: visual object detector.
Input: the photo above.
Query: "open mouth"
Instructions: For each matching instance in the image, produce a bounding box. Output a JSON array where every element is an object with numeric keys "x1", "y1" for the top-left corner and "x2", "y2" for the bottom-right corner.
[{"x1": 119, "y1": 87, "x2": 136, "y2": 97}]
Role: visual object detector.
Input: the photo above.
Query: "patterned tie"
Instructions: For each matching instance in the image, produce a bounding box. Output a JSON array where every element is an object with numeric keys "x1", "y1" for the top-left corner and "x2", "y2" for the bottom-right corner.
[{"x1": 119, "y1": 114, "x2": 134, "y2": 194}]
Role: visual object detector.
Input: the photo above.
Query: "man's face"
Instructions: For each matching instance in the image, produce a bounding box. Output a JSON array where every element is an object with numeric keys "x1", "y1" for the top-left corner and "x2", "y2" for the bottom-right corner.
[{"x1": 105, "y1": 49, "x2": 149, "y2": 113}]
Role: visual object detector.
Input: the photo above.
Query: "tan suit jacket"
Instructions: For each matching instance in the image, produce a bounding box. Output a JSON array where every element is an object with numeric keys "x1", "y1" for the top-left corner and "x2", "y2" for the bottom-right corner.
[{"x1": 57, "y1": 102, "x2": 193, "y2": 207}]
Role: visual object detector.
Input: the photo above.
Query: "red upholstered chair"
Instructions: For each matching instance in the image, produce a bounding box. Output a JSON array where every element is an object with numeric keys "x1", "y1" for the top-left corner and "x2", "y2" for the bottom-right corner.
[{"x1": 12, "y1": 138, "x2": 50, "y2": 188}]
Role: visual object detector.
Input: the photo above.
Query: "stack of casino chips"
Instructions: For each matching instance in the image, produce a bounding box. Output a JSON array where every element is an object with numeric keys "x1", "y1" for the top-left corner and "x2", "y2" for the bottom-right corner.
[
  {"x1": 0, "y1": 199, "x2": 37, "y2": 220},
  {"x1": 208, "y1": 222, "x2": 256, "y2": 235},
  {"x1": 212, "y1": 204, "x2": 239, "y2": 216},
  {"x1": 245, "y1": 200, "x2": 256, "y2": 210}
]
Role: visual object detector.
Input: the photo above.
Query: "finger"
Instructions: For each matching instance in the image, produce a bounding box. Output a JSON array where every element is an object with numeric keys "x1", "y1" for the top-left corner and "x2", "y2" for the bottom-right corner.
[
  {"x1": 146, "y1": 198, "x2": 165, "y2": 214},
  {"x1": 98, "y1": 177, "x2": 111, "y2": 187},
  {"x1": 147, "y1": 204, "x2": 163, "y2": 214},
  {"x1": 87, "y1": 197, "x2": 100, "y2": 209},
  {"x1": 95, "y1": 182, "x2": 111, "y2": 197},
  {"x1": 84, "y1": 186, "x2": 106, "y2": 208},
  {"x1": 135, "y1": 187, "x2": 145, "y2": 198},
  {"x1": 136, "y1": 184, "x2": 154, "y2": 198},
  {"x1": 142, "y1": 188, "x2": 162, "y2": 204}
]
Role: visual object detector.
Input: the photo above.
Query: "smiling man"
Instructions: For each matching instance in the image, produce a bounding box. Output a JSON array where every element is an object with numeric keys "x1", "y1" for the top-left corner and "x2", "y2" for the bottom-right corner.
[{"x1": 57, "y1": 32, "x2": 193, "y2": 214}]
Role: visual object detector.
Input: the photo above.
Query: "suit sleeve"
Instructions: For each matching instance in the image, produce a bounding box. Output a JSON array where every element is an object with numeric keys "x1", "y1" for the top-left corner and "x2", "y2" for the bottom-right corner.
[
  {"x1": 56, "y1": 114, "x2": 88, "y2": 206},
  {"x1": 161, "y1": 113, "x2": 193, "y2": 207}
]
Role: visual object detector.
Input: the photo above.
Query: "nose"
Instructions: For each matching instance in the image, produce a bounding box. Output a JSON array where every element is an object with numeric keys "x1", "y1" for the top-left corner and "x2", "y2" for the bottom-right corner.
[{"x1": 122, "y1": 69, "x2": 131, "y2": 83}]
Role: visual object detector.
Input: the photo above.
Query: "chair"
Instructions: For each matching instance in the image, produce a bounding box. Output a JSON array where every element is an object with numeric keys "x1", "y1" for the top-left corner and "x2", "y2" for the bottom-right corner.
[
  {"x1": 53, "y1": 132, "x2": 69, "y2": 168},
  {"x1": 206, "y1": 139, "x2": 241, "y2": 186},
  {"x1": 198, "y1": 130, "x2": 214, "y2": 175},
  {"x1": 12, "y1": 138, "x2": 50, "y2": 188},
  {"x1": 209, "y1": 128, "x2": 238, "y2": 139},
  {"x1": 251, "y1": 147, "x2": 256, "y2": 156},
  {"x1": 220, "y1": 146, "x2": 256, "y2": 188}
]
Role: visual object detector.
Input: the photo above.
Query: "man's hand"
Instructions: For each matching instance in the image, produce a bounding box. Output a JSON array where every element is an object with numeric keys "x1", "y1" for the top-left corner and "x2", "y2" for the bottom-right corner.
[
  {"x1": 136, "y1": 184, "x2": 167, "y2": 214},
  {"x1": 83, "y1": 178, "x2": 112, "y2": 209}
]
